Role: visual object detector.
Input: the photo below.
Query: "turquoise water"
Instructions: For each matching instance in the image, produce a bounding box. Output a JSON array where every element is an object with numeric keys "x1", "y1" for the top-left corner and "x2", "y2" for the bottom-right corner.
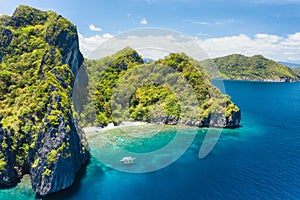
[{"x1": 1, "y1": 80, "x2": 300, "y2": 199}]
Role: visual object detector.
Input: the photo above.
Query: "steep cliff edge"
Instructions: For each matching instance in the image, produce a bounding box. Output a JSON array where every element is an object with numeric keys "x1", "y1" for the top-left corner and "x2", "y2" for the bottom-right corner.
[{"x1": 0, "y1": 5, "x2": 89, "y2": 196}]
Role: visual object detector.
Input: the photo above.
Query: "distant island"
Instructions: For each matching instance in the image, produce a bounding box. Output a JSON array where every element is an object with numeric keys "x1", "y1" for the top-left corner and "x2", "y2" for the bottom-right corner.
[
  {"x1": 202, "y1": 54, "x2": 300, "y2": 82},
  {"x1": 278, "y1": 61, "x2": 300, "y2": 69}
]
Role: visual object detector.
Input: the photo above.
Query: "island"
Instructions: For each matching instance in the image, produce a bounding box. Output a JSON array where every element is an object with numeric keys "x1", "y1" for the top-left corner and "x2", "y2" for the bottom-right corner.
[
  {"x1": 202, "y1": 54, "x2": 300, "y2": 82},
  {"x1": 83, "y1": 48, "x2": 241, "y2": 128}
]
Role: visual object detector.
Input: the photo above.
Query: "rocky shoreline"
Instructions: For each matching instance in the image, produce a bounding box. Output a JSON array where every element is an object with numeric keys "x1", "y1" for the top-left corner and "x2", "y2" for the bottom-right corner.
[
  {"x1": 218, "y1": 77, "x2": 299, "y2": 82},
  {"x1": 151, "y1": 110, "x2": 241, "y2": 128},
  {"x1": 91, "y1": 110, "x2": 242, "y2": 131}
]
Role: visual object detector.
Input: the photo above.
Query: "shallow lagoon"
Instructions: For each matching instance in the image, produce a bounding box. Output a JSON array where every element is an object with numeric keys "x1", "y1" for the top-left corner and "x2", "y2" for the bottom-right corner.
[{"x1": 1, "y1": 80, "x2": 300, "y2": 199}]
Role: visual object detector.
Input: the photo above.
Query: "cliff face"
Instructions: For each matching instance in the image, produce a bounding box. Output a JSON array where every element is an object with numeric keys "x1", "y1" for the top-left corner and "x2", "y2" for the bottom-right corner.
[{"x1": 0, "y1": 6, "x2": 89, "y2": 196}]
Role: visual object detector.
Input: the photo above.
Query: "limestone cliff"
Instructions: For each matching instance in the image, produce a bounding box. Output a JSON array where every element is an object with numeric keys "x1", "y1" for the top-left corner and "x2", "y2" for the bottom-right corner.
[{"x1": 0, "y1": 5, "x2": 89, "y2": 196}]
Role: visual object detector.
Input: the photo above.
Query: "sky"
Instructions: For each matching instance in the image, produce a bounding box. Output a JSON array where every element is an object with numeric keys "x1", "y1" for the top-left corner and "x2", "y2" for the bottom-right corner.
[{"x1": 1, "y1": 0, "x2": 300, "y2": 63}]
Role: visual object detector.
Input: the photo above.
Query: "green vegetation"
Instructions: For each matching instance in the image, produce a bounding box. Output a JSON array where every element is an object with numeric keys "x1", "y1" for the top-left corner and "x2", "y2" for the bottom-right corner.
[
  {"x1": 82, "y1": 47, "x2": 144, "y2": 126},
  {"x1": 47, "y1": 150, "x2": 58, "y2": 166},
  {"x1": 205, "y1": 54, "x2": 300, "y2": 81},
  {"x1": 32, "y1": 158, "x2": 40, "y2": 168},
  {"x1": 83, "y1": 48, "x2": 240, "y2": 127},
  {"x1": 0, "y1": 158, "x2": 6, "y2": 171},
  {"x1": 42, "y1": 168, "x2": 52, "y2": 177},
  {"x1": 57, "y1": 142, "x2": 71, "y2": 158},
  {"x1": 0, "y1": 5, "x2": 87, "y2": 174},
  {"x1": 129, "y1": 84, "x2": 181, "y2": 121}
]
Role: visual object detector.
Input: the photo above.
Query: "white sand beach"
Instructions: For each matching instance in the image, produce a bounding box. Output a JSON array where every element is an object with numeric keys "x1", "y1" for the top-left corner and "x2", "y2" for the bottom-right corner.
[{"x1": 83, "y1": 121, "x2": 149, "y2": 133}]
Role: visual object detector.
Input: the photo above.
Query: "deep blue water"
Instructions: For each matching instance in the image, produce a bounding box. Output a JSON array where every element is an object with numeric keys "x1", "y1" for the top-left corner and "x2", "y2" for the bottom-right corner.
[{"x1": 1, "y1": 80, "x2": 300, "y2": 199}]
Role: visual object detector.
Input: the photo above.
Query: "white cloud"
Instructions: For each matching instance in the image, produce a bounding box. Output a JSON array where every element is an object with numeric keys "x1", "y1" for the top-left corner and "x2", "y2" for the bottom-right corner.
[
  {"x1": 199, "y1": 32, "x2": 300, "y2": 63},
  {"x1": 78, "y1": 30, "x2": 300, "y2": 63},
  {"x1": 215, "y1": 19, "x2": 244, "y2": 25},
  {"x1": 190, "y1": 19, "x2": 243, "y2": 26},
  {"x1": 102, "y1": 33, "x2": 114, "y2": 39},
  {"x1": 78, "y1": 33, "x2": 113, "y2": 57},
  {"x1": 140, "y1": 18, "x2": 148, "y2": 25},
  {"x1": 192, "y1": 21, "x2": 210, "y2": 25},
  {"x1": 79, "y1": 29, "x2": 208, "y2": 60},
  {"x1": 89, "y1": 24, "x2": 102, "y2": 32},
  {"x1": 197, "y1": 33, "x2": 209, "y2": 37}
]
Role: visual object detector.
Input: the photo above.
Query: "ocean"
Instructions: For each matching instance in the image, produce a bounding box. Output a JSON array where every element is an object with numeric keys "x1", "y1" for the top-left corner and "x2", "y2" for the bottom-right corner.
[{"x1": 1, "y1": 80, "x2": 300, "y2": 199}]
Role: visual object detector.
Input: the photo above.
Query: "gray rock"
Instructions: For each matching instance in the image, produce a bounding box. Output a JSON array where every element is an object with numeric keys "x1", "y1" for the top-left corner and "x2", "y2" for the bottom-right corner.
[
  {"x1": 0, "y1": 126, "x2": 18, "y2": 185},
  {"x1": 148, "y1": 109, "x2": 241, "y2": 128},
  {"x1": 30, "y1": 113, "x2": 89, "y2": 196}
]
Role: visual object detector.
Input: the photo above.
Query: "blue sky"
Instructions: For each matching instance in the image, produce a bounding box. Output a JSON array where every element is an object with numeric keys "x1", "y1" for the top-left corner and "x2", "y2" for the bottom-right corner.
[
  {"x1": 1, "y1": 0, "x2": 300, "y2": 37},
  {"x1": 1, "y1": 0, "x2": 300, "y2": 62}
]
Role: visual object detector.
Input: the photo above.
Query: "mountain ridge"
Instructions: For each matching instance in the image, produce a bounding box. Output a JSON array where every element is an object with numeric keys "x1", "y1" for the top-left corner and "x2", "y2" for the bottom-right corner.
[{"x1": 203, "y1": 54, "x2": 300, "y2": 82}]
